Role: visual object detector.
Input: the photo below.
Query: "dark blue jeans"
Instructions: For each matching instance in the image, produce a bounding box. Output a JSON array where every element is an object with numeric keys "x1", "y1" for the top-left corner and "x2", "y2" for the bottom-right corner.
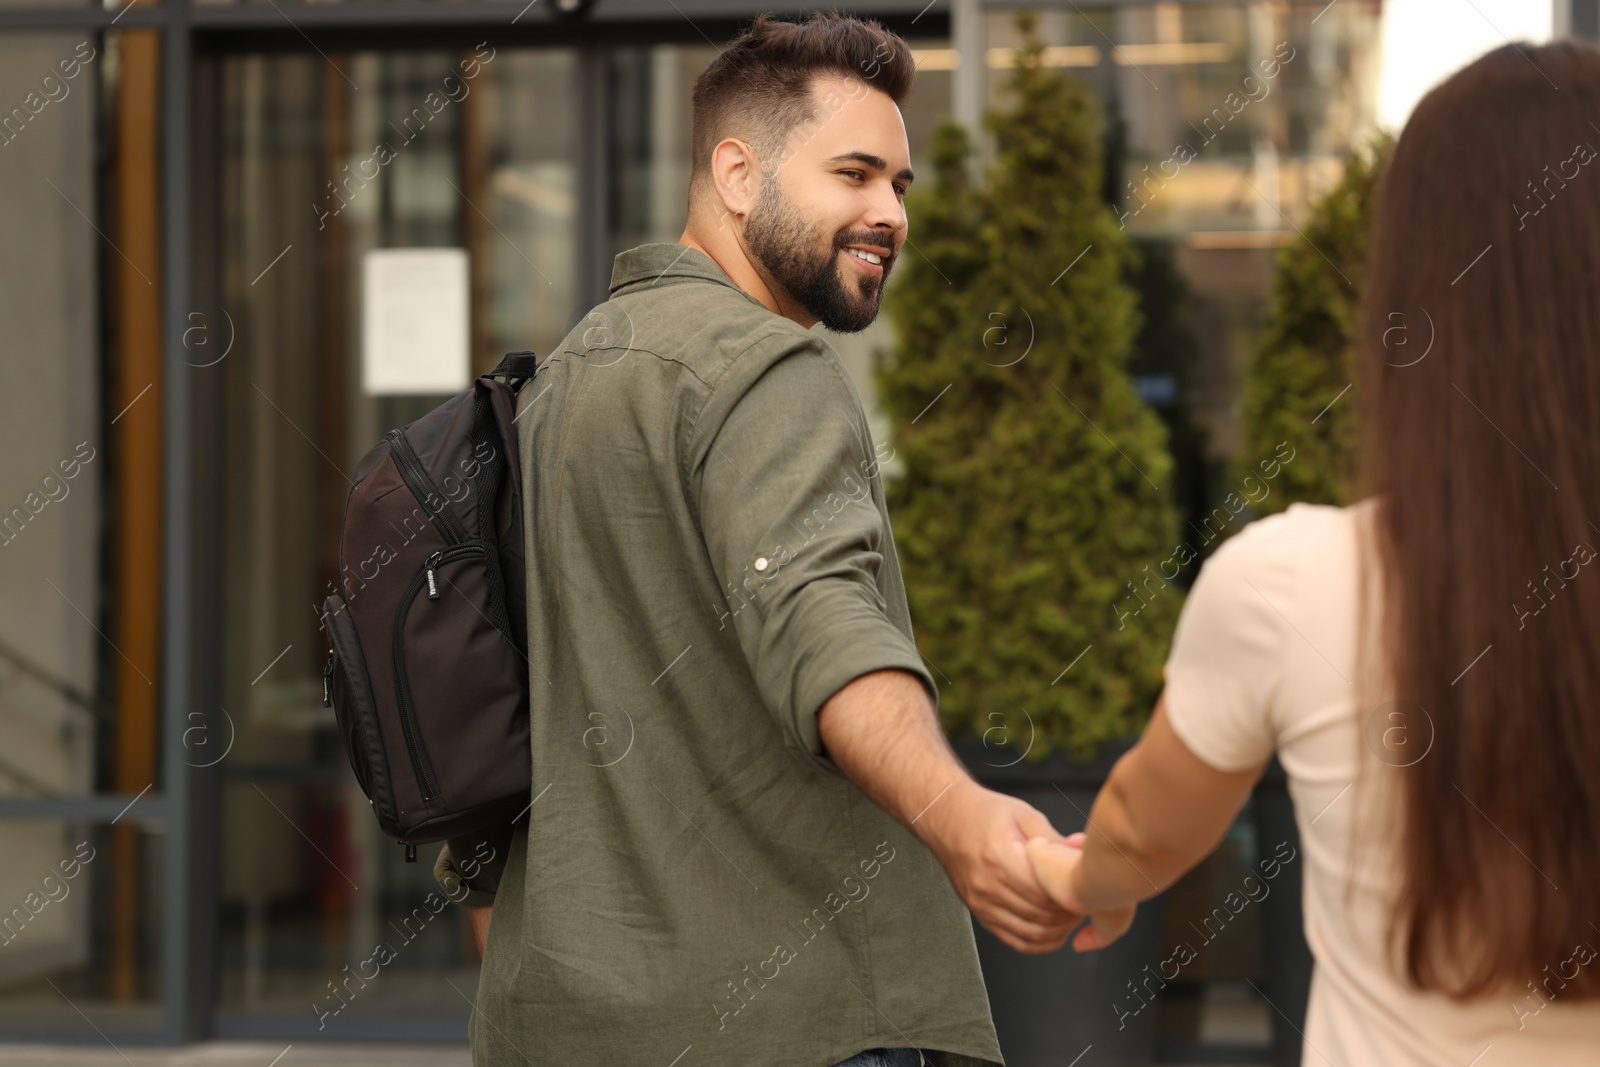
[{"x1": 831, "y1": 1049, "x2": 925, "y2": 1067}]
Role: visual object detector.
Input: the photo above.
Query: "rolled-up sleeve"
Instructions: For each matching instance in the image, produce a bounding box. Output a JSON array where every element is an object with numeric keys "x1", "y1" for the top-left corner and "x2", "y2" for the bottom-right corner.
[{"x1": 692, "y1": 341, "x2": 937, "y2": 777}]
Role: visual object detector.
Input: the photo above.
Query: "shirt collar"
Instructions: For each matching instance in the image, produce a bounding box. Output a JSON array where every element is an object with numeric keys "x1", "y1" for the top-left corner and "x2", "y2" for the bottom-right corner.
[{"x1": 608, "y1": 243, "x2": 764, "y2": 308}]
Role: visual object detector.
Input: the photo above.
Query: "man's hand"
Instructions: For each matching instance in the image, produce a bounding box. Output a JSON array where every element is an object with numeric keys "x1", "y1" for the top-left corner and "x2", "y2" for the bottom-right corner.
[
  {"x1": 815, "y1": 671, "x2": 1085, "y2": 955},
  {"x1": 917, "y1": 781, "x2": 1086, "y2": 954},
  {"x1": 467, "y1": 904, "x2": 492, "y2": 958},
  {"x1": 1025, "y1": 832, "x2": 1136, "y2": 952}
]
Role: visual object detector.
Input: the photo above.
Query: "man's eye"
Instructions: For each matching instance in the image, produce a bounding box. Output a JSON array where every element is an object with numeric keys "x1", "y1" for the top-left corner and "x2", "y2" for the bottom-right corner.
[
  {"x1": 841, "y1": 170, "x2": 865, "y2": 181},
  {"x1": 894, "y1": 185, "x2": 908, "y2": 197}
]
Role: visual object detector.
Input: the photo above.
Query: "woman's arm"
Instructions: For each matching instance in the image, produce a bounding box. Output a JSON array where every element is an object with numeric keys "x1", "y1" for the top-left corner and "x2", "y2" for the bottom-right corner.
[{"x1": 1028, "y1": 689, "x2": 1269, "y2": 947}]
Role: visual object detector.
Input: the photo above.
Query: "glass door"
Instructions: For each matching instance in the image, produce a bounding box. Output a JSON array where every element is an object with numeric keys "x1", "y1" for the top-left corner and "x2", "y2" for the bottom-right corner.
[{"x1": 204, "y1": 45, "x2": 575, "y2": 1036}]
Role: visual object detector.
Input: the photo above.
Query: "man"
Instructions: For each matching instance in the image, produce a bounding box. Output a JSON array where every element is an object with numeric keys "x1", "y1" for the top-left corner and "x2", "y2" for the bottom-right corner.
[{"x1": 433, "y1": 12, "x2": 1082, "y2": 1066}]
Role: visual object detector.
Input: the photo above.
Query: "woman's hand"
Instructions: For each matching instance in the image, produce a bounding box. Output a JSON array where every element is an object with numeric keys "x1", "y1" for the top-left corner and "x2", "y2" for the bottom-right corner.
[{"x1": 1024, "y1": 832, "x2": 1137, "y2": 952}]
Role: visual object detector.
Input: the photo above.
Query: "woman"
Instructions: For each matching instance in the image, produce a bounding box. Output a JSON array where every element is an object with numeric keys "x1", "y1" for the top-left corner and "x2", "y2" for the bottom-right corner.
[{"x1": 1027, "y1": 39, "x2": 1600, "y2": 1065}]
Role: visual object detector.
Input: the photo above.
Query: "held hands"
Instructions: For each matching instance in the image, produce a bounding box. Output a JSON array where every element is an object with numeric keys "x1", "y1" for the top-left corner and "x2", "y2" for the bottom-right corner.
[
  {"x1": 921, "y1": 784, "x2": 1086, "y2": 954},
  {"x1": 1024, "y1": 832, "x2": 1137, "y2": 952}
]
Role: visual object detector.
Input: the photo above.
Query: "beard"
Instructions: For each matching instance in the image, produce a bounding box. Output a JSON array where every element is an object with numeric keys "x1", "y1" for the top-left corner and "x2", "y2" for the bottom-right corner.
[{"x1": 742, "y1": 174, "x2": 895, "y2": 334}]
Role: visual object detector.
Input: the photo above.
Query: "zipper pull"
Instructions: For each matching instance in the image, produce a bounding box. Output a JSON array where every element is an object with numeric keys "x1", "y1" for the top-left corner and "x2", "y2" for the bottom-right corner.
[
  {"x1": 405, "y1": 843, "x2": 417, "y2": 863},
  {"x1": 426, "y1": 552, "x2": 442, "y2": 599},
  {"x1": 322, "y1": 649, "x2": 334, "y2": 707}
]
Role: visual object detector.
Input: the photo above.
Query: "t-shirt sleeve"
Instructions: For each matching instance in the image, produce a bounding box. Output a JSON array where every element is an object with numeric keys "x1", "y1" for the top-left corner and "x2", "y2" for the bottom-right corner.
[
  {"x1": 691, "y1": 340, "x2": 937, "y2": 778},
  {"x1": 1161, "y1": 522, "x2": 1290, "y2": 772}
]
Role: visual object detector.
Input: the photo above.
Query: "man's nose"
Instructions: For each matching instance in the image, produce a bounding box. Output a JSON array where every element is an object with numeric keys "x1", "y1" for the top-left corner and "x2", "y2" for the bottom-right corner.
[{"x1": 860, "y1": 186, "x2": 907, "y2": 234}]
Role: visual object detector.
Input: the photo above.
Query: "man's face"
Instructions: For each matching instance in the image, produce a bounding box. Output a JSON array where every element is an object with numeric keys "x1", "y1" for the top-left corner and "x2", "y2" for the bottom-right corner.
[{"x1": 742, "y1": 74, "x2": 913, "y2": 333}]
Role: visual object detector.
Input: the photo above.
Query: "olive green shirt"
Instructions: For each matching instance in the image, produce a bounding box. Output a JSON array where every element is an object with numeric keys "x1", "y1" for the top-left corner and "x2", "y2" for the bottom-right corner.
[{"x1": 433, "y1": 242, "x2": 1003, "y2": 1067}]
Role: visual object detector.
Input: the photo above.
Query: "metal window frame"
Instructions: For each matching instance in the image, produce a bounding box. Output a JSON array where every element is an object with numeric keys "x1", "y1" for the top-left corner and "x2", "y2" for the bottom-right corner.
[{"x1": 0, "y1": 1, "x2": 201, "y2": 1050}]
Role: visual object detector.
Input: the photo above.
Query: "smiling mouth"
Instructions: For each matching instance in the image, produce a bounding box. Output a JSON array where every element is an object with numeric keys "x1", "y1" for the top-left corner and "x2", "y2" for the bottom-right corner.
[{"x1": 841, "y1": 247, "x2": 889, "y2": 275}]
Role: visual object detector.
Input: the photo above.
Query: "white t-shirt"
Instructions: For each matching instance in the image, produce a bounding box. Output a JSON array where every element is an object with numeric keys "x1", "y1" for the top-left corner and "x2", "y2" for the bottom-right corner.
[{"x1": 1161, "y1": 498, "x2": 1600, "y2": 1066}]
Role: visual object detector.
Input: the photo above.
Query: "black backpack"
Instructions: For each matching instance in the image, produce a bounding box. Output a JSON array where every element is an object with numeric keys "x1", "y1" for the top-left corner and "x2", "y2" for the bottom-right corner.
[{"x1": 319, "y1": 351, "x2": 539, "y2": 861}]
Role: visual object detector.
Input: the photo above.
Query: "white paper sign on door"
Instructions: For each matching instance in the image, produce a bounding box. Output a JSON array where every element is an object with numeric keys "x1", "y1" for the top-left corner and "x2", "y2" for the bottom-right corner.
[{"x1": 361, "y1": 248, "x2": 470, "y2": 395}]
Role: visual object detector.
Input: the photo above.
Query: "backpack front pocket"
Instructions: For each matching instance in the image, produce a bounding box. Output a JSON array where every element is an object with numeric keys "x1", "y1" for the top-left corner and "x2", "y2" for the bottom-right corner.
[
  {"x1": 391, "y1": 541, "x2": 527, "y2": 816},
  {"x1": 322, "y1": 593, "x2": 399, "y2": 830}
]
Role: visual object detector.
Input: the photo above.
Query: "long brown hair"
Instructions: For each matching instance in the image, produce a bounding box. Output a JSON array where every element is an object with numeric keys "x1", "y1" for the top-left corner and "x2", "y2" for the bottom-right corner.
[{"x1": 1355, "y1": 38, "x2": 1600, "y2": 999}]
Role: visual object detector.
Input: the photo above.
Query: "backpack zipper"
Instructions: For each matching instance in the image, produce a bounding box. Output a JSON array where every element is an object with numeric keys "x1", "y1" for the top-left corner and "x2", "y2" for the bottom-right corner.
[
  {"x1": 386, "y1": 428, "x2": 469, "y2": 545},
  {"x1": 392, "y1": 541, "x2": 485, "y2": 801},
  {"x1": 427, "y1": 541, "x2": 515, "y2": 645}
]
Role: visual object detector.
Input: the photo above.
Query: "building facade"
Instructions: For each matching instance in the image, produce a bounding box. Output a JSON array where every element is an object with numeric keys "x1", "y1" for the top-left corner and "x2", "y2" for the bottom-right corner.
[{"x1": 0, "y1": 0, "x2": 1588, "y2": 1054}]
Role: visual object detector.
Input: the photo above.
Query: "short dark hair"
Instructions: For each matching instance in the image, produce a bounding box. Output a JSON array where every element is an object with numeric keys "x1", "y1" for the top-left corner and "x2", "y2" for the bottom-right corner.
[{"x1": 688, "y1": 11, "x2": 915, "y2": 202}]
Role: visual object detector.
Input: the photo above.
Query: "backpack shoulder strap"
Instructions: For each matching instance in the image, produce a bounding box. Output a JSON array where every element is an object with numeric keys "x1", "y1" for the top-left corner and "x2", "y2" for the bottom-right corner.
[{"x1": 486, "y1": 351, "x2": 541, "y2": 393}]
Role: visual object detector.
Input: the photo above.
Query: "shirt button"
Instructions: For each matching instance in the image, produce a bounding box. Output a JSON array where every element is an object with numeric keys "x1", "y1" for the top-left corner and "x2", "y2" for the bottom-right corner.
[{"x1": 754, "y1": 557, "x2": 769, "y2": 572}]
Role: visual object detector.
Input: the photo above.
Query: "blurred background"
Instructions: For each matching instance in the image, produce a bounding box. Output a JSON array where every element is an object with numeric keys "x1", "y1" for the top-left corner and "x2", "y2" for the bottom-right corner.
[{"x1": 0, "y1": 0, "x2": 1590, "y2": 1062}]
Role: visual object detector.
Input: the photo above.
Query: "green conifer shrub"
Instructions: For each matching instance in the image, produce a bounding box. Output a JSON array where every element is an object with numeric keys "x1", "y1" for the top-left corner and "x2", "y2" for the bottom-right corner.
[
  {"x1": 874, "y1": 11, "x2": 1183, "y2": 762},
  {"x1": 1239, "y1": 132, "x2": 1394, "y2": 513}
]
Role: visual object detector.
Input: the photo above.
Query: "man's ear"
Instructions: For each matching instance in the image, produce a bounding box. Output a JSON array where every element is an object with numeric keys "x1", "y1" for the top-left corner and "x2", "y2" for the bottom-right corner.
[{"x1": 709, "y1": 136, "x2": 761, "y2": 223}]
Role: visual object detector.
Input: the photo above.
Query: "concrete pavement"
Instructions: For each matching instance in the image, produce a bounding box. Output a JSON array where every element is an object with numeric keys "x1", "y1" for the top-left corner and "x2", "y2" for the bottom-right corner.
[{"x1": 0, "y1": 1044, "x2": 470, "y2": 1066}]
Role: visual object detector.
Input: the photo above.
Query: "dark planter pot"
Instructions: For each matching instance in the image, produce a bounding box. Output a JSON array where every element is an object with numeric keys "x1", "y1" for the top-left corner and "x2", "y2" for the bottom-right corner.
[
  {"x1": 952, "y1": 732, "x2": 1165, "y2": 1067},
  {"x1": 952, "y1": 738, "x2": 1316, "y2": 1067},
  {"x1": 1251, "y1": 758, "x2": 1314, "y2": 1067}
]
